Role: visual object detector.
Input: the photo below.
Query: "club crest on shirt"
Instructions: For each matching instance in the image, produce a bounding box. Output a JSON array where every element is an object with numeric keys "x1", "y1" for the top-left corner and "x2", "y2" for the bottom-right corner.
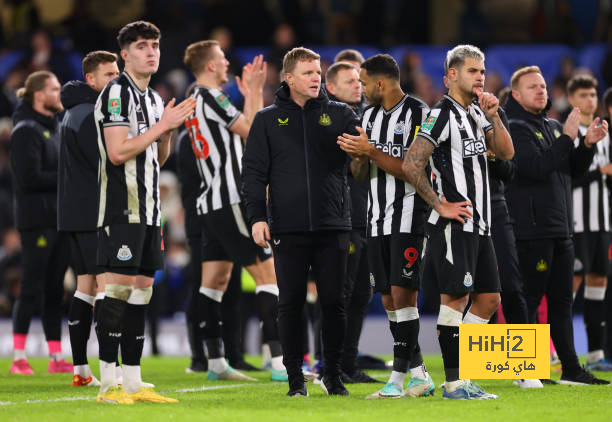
[
  {"x1": 117, "y1": 245, "x2": 133, "y2": 261},
  {"x1": 319, "y1": 113, "x2": 332, "y2": 126},
  {"x1": 277, "y1": 117, "x2": 289, "y2": 126},
  {"x1": 393, "y1": 120, "x2": 405, "y2": 135}
]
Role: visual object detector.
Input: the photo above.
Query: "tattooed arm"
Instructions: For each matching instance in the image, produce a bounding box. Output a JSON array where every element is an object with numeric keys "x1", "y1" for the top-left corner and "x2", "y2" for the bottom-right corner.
[
  {"x1": 477, "y1": 92, "x2": 514, "y2": 160},
  {"x1": 402, "y1": 136, "x2": 473, "y2": 224},
  {"x1": 350, "y1": 156, "x2": 369, "y2": 182}
]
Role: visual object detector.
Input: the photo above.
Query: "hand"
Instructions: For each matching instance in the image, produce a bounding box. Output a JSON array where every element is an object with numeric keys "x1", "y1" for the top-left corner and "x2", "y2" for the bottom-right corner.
[
  {"x1": 563, "y1": 107, "x2": 581, "y2": 140},
  {"x1": 252, "y1": 221, "x2": 271, "y2": 248},
  {"x1": 600, "y1": 163, "x2": 612, "y2": 175},
  {"x1": 337, "y1": 126, "x2": 373, "y2": 157},
  {"x1": 160, "y1": 97, "x2": 196, "y2": 131},
  {"x1": 585, "y1": 117, "x2": 609, "y2": 147},
  {"x1": 486, "y1": 149, "x2": 496, "y2": 161},
  {"x1": 237, "y1": 54, "x2": 266, "y2": 96},
  {"x1": 436, "y1": 195, "x2": 473, "y2": 225},
  {"x1": 477, "y1": 92, "x2": 499, "y2": 118}
]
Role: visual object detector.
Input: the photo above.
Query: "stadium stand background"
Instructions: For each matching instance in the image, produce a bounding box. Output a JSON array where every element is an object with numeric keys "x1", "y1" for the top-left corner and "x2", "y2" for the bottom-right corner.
[{"x1": 0, "y1": 0, "x2": 611, "y2": 355}]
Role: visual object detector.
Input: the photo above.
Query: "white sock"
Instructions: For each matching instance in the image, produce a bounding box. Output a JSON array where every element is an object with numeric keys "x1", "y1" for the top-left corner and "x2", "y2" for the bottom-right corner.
[
  {"x1": 74, "y1": 364, "x2": 91, "y2": 377},
  {"x1": 446, "y1": 379, "x2": 468, "y2": 392},
  {"x1": 115, "y1": 363, "x2": 123, "y2": 383},
  {"x1": 410, "y1": 364, "x2": 427, "y2": 380},
  {"x1": 572, "y1": 291, "x2": 577, "y2": 301},
  {"x1": 99, "y1": 360, "x2": 117, "y2": 393},
  {"x1": 262, "y1": 343, "x2": 271, "y2": 365},
  {"x1": 122, "y1": 364, "x2": 143, "y2": 394},
  {"x1": 209, "y1": 357, "x2": 229, "y2": 373},
  {"x1": 587, "y1": 349, "x2": 605, "y2": 364},
  {"x1": 14, "y1": 349, "x2": 26, "y2": 361},
  {"x1": 199, "y1": 287, "x2": 224, "y2": 303},
  {"x1": 462, "y1": 310, "x2": 489, "y2": 325},
  {"x1": 389, "y1": 370, "x2": 406, "y2": 390},
  {"x1": 271, "y1": 356, "x2": 285, "y2": 371}
]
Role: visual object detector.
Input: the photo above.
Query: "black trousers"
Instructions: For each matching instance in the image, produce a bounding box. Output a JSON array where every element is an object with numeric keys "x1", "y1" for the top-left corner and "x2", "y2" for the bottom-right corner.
[
  {"x1": 272, "y1": 231, "x2": 349, "y2": 379},
  {"x1": 13, "y1": 228, "x2": 70, "y2": 340},
  {"x1": 490, "y1": 200, "x2": 528, "y2": 324},
  {"x1": 516, "y1": 237, "x2": 581, "y2": 373},
  {"x1": 341, "y1": 228, "x2": 372, "y2": 373}
]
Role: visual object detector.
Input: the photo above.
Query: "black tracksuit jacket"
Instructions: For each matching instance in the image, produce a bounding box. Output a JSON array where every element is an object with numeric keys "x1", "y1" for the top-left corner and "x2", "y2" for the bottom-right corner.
[
  {"x1": 242, "y1": 82, "x2": 359, "y2": 234},
  {"x1": 9, "y1": 102, "x2": 60, "y2": 230},
  {"x1": 505, "y1": 95, "x2": 594, "y2": 240},
  {"x1": 57, "y1": 81, "x2": 100, "y2": 231}
]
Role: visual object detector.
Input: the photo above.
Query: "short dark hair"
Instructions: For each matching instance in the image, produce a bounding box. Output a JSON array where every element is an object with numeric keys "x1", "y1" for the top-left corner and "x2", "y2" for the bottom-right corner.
[
  {"x1": 82, "y1": 50, "x2": 118, "y2": 77},
  {"x1": 183, "y1": 40, "x2": 219, "y2": 75},
  {"x1": 334, "y1": 49, "x2": 364, "y2": 65},
  {"x1": 117, "y1": 20, "x2": 161, "y2": 49},
  {"x1": 567, "y1": 74, "x2": 598, "y2": 96},
  {"x1": 325, "y1": 62, "x2": 357, "y2": 85},
  {"x1": 603, "y1": 87, "x2": 612, "y2": 111},
  {"x1": 361, "y1": 54, "x2": 400, "y2": 81}
]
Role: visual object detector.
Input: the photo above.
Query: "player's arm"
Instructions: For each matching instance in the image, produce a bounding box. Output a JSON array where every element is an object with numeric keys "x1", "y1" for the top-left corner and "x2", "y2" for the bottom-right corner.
[
  {"x1": 403, "y1": 136, "x2": 472, "y2": 224},
  {"x1": 105, "y1": 98, "x2": 195, "y2": 165},
  {"x1": 231, "y1": 54, "x2": 267, "y2": 140},
  {"x1": 157, "y1": 131, "x2": 173, "y2": 167},
  {"x1": 478, "y1": 92, "x2": 514, "y2": 161},
  {"x1": 338, "y1": 126, "x2": 406, "y2": 180},
  {"x1": 350, "y1": 156, "x2": 369, "y2": 182}
]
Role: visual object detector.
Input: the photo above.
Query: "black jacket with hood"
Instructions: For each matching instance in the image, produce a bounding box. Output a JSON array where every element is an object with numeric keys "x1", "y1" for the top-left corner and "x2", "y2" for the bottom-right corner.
[
  {"x1": 505, "y1": 95, "x2": 594, "y2": 240},
  {"x1": 242, "y1": 82, "x2": 359, "y2": 234},
  {"x1": 57, "y1": 80, "x2": 100, "y2": 231},
  {"x1": 10, "y1": 101, "x2": 60, "y2": 230}
]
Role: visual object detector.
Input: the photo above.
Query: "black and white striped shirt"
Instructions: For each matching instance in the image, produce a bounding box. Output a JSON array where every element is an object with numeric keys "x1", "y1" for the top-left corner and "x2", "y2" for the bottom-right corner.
[
  {"x1": 573, "y1": 124, "x2": 610, "y2": 233},
  {"x1": 363, "y1": 95, "x2": 430, "y2": 237},
  {"x1": 418, "y1": 95, "x2": 493, "y2": 235},
  {"x1": 186, "y1": 86, "x2": 242, "y2": 215},
  {"x1": 95, "y1": 72, "x2": 164, "y2": 227}
]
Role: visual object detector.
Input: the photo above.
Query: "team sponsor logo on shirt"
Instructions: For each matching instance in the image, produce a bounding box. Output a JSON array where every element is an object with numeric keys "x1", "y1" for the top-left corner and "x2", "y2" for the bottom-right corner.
[
  {"x1": 370, "y1": 139, "x2": 404, "y2": 158},
  {"x1": 393, "y1": 120, "x2": 405, "y2": 135},
  {"x1": 215, "y1": 94, "x2": 230, "y2": 109},
  {"x1": 463, "y1": 272, "x2": 473, "y2": 287},
  {"x1": 117, "y1": 245, "x2": 133, "y2": 261},
  {"x1": 422, "y1": 115, "x2": 437, "y2": 132},
  {"x1": 462, "y1": 136, "x2": 486, "y2": 158},
  {"x1": 108, "y1": 98, "x2": 121, "y2": 114},
  {"x1": 277, "y1": 117, "x2": 289, "y2": 126},
  {"x1": 318, "y1": 113, "x2": 332, "y2": 126},
  {"x1": 42, "y1": 130, "x2": 50, "y2": 139}
]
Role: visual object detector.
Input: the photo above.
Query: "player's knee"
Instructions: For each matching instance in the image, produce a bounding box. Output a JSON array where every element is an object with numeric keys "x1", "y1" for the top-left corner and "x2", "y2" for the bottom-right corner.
[
  {"x1": 128, "y1": 286, "x2": 153, "y2": 305},
  {"x1": 105, "y1": 283, "x2": 133, "y2": 302}
]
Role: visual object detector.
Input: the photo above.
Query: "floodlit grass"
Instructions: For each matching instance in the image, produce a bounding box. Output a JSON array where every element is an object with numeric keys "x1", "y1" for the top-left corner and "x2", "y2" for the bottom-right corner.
[{"x1": 0, "y1": 355, "x2": 610, "y2": 422}]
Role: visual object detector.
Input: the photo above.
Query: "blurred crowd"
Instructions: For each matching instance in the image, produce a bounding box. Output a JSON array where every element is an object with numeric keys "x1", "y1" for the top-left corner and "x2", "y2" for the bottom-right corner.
[{"x1": 2, "y1": 0, "x2": 612, "y2": 324}]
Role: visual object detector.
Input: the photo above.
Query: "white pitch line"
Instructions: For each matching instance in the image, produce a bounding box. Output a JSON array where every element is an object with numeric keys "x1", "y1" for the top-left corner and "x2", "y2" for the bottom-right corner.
[{"x1": 0, "y1": 383, "x2": 261, "y2": 407}]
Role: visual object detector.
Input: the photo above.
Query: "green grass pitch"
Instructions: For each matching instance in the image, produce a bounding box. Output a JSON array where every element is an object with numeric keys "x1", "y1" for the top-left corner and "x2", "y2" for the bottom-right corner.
[{"x1": 0, "y1": 355, "x2": 610, "y2": 422}]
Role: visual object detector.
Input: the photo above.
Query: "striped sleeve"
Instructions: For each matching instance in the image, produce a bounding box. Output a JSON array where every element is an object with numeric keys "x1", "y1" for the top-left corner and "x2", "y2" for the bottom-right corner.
[
  {"x1": 418, "y1": 107, "x2": 450, "y2": 147},
  {"x1": 203, "y1": 89, "x2": 240, "y2": 128},
  {"x1": 471, "y1": 105, "x2": 493, "y2": 133},
  {"x1": 100, "y1": 82, "x2": 131, "y2": 127},
  {"x1": 404, "y1": 103, "x2": 430, "y2": 149}
]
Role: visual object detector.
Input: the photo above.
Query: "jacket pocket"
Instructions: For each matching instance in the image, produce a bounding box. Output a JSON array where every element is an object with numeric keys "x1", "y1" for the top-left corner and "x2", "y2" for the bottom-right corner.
[{"x1": 529, "y1": 196, "x2": 536, "y2": 226}]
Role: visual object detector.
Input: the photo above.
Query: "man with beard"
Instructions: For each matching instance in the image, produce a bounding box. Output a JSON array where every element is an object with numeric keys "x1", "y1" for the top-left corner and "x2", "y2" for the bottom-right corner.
[
  {"x1": 59, "y1": 51, "x2": 119, "y2": 387},
  {"x1": 403, "y1": 44, "x2": 515, "y2": 399},
  {"x1": 9, "y1": 70, "x2": 73, "y2": 375}
]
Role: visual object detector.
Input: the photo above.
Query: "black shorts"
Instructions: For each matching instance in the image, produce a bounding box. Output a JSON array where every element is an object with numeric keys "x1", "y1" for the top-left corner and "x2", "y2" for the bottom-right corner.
[
  {"x1": 573, "y1": 232, "x2": 610, "y2": 275},
  {"x1": 97, "y1": 223, "x2": 164, "y2": 278},
  {"x1": 68, "y1": 231, "x2": 102, "y2": 276},
  {"x1": 423, "y1": 224, "x2": 501, "y2": 295},
  {"x1": 199, "y1": 203, "x2": 271, "y2": 266},
  {"x1": 367, "y1": 233, "x2": 423, "y2": 293}
]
